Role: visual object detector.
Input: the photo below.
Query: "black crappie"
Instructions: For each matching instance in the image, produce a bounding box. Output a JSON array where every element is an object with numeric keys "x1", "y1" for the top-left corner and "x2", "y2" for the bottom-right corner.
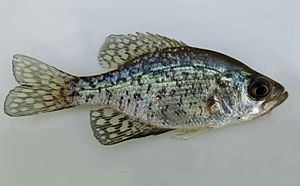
[{"x1": 4, "y1": 33, "x2": 288, "y2": 145}]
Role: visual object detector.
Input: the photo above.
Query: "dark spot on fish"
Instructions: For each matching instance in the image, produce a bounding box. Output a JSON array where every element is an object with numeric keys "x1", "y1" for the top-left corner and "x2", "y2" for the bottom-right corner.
[
  {"x1": 174, "y1": 109, "x2": 187, "y2": 116},
  {"x1": 84, "y1": 94, "x2": 95, "y2": 103},
  {"x1": 216, "y1": 78, "x2": 227, "y2": 88},
  {"x1": 133, "y1": 93, "x2": 142, "y2": 100},
  {"x1": 128, "y1": 122, "x2": 133, "y2": 128},
  {"x1": 73, "y1": 91, "x2": 80, "y2": 97},
  {"x1": 189, "y1": 102, "x2": 193, "y2": 108},
  {"x1": 182, "y1": 72, "x2": 189, "y2": 76},
  {"x1": 119, "y1": 96, "x2": 124, "y2": 105},
  {"x1": 158, "y1": 87, "x2": 166, "y2": 96},
  {"x1": 174, "y1": 110, "x2": 180, "y2": 116},
  {"x1": 114, "y1": 125, "x2": 122, "y2": 129},
  {"x1": 184, "y1": 89, "x2": 189, "y2": 97},
  {"x1": 133, "y1": 105, "x2": 138, "y2": 115},
  {"x1": 137, "y1": 76, "x2": 143, "y2": 85},
  {"x1": 165, "y1": 72, "x2": 171, "y2": 79},
  {"x1": 169, "y1": 89, "x2": 176, "y2": 96},
  {"x1": 97, "y1": 78, "x2": 102, "y2": 83},
  {"x1": 176, "y1": 81, "x2": 182, "y2": 88},
  {"x1": 106, "y1": 90, "x2": 112, "y2": 101},
  {"x1": 146, "y1": 84, "x2": 152, "y2": 93},
  {"x1": 119, "y1": 116, "x2": 127, "y2": 122},
  {"x1": 179, "y1": 96, "x2": 183, "y2": 104},
  {"x1": 111, "y1": 112, "x2": 119, "y2": 117},
  {"x1": 89, "y1": 81, "x2": 96, "y2": 88}
]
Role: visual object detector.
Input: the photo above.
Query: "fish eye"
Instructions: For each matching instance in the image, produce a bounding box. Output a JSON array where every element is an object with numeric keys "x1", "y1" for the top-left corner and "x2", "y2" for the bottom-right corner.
[{"x1": 248, "y1": 78, "x2": 271, "y2": 100}]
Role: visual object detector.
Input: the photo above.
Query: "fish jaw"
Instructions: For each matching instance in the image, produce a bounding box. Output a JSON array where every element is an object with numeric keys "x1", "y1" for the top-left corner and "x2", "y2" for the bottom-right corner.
[{"x1": 262, "y1": 90, "x2": 288, "y2": 115}]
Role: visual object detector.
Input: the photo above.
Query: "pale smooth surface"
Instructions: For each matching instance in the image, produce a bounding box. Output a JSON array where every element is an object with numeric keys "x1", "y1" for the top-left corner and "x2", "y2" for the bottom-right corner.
[{"x1": 0, "y1": 0, "x2": 299, "y2": 186}]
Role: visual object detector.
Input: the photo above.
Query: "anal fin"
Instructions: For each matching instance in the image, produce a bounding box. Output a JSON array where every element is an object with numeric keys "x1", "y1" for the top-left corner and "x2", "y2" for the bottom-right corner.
[{"x1": 90, "y1": 108, "x2": 172, "y2": 145}]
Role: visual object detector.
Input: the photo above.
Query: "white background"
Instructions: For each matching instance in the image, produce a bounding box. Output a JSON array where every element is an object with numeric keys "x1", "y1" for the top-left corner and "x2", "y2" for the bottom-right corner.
[{"x1": 0, "y1": 0, "x2": 299, "y2": 186}]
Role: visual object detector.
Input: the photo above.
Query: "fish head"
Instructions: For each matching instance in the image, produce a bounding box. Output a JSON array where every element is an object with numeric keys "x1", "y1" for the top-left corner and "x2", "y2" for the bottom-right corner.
[{"x1": 238, "y1": 74, "x2": 288, "y2": 121}]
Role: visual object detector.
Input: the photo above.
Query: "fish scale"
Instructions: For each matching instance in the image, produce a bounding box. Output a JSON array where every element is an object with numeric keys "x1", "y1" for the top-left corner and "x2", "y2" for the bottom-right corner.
[{"x1": 73, "y1": 47, "x2": 231, "y2": 128}]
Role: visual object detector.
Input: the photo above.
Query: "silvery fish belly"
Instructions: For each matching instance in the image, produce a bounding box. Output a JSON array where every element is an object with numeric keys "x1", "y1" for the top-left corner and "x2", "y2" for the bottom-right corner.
[{"x1": 4, "y1": 33, "x2": 288, "y2": 145}]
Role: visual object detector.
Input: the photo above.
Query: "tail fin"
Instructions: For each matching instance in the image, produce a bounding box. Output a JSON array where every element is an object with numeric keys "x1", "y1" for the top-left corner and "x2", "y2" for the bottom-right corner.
[{"x1": 4, "y1": 54, "x2": 78, "y2": 117}]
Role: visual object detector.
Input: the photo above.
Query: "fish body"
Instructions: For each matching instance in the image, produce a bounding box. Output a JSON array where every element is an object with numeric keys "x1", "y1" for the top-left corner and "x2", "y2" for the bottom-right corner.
[
  {"x1": 76, "y1": 47, "x2": 251, "y2": 128},
  {"x1": 4, "y1": 33, "x2": 288, "y2": 145}
]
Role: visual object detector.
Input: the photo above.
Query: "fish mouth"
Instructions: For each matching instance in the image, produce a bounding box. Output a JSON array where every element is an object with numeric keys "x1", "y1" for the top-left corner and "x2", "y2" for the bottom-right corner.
[
  {"x1": 273, "y1": 90, "x2": 288, "y2": 108},
  {"x1": 263, "y1": 90, "x2": 288, "y2": 114},
  {"x1": 260, "y1": 90, "x2": 288, "y2": 117}
]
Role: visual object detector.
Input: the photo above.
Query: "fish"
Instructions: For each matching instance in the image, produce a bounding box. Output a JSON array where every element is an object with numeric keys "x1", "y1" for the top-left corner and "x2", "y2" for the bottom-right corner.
[{"x1": 4, "y1": 33, "x2": 288, "y2": 145}]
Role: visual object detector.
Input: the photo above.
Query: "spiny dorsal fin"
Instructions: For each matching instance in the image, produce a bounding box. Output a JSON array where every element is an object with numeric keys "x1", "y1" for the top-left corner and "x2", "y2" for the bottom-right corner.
[
  {"x1": 90, "y1": 108, "x2": 172, "y2": 145},
  {"x1": 98, "y1": 32, "x2": 187, "y2": 69}
]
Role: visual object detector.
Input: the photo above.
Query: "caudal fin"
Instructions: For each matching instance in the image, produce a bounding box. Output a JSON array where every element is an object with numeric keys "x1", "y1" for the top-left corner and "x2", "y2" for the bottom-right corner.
[{"x1": 4, "y1": 54, "x2": 78, "y2": 117}]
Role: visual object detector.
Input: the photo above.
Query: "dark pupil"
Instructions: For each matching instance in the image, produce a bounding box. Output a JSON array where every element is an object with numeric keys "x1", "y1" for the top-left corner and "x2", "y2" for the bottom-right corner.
[
  {"x1": 255, "y1": 85, "x2": 268, "y2": 96},
  {"x1": 249, "y1": 79, "x2": 271, "y2": 100}
]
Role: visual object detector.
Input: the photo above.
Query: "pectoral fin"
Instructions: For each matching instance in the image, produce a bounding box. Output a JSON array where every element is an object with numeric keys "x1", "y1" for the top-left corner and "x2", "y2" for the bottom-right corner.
[
  {"x1": 175, "y1": 127, "x2": 211, "y2": 140},
  {"x1": 90, "y1": 108, "x2": 172, "y2": 145}
]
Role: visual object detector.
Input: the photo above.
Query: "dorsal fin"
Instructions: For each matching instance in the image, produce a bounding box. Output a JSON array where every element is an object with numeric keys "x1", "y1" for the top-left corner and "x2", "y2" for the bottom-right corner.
[
  {"x1": 98, "y1": 32, "x2": 187, "y2": 69},
  {"x1": 90, "y1": 108, "x2": 172, "y2": 145}
]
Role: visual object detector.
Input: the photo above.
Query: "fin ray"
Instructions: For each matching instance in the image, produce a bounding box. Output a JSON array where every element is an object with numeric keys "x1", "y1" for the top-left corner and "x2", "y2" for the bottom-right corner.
[
  {"x1": 175, "y1": 127, "x2": 211, "y2": 140},
  {"x1": 4, "y1": 55, "x2": 78, "y2": 116},
  {"x1": 90, "y1": 108, "x2": 172, "y2": 145},
  {"x1": 98, "y1": 32, "x2": 187, "y2": 68}
]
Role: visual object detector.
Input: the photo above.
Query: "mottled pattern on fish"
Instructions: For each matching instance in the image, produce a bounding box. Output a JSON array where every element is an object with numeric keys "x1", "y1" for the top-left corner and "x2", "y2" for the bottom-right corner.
[
  {"x1": 4, "y1": 33, "x2": 288, "y2": 145},
  {"x1": 75, "y1": 46, "x2": 253, "y2": 128}
]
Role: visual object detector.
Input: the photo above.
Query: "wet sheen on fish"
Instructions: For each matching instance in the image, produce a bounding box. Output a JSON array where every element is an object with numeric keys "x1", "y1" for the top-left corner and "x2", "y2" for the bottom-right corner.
[{"x1": 4, "y1": 33, "x2": 288, "y2": 145}]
